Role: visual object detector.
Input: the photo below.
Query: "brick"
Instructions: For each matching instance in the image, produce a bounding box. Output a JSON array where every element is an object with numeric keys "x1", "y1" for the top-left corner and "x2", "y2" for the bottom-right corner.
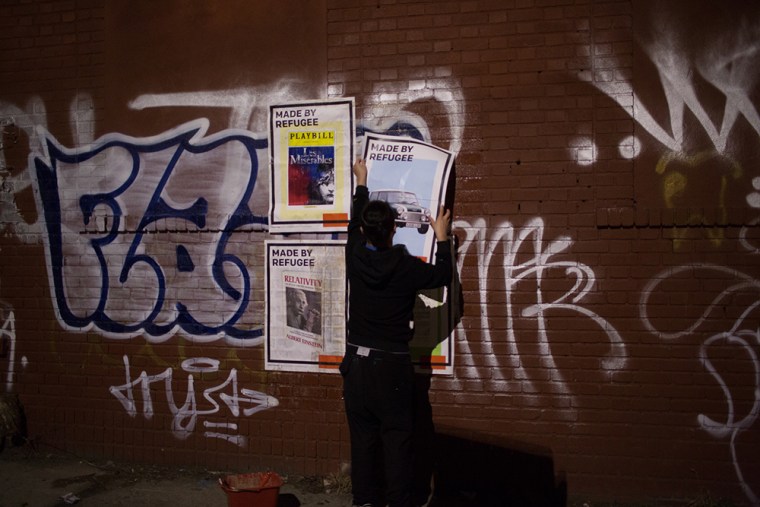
[{"x1": 0, "y1": 2, "x2": 754, "y2": 505}]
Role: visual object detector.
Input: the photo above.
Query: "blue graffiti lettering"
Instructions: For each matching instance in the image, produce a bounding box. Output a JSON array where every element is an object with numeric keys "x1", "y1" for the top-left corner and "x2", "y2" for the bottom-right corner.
[{"x1": 34, "y1": 120, "x2": 267, "y2": 340}]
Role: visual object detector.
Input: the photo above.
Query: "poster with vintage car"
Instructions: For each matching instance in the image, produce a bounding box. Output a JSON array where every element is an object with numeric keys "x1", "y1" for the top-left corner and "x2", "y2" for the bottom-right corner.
[
  {"x1": 362, "y1": 132, "x2": 454, "y2": 261},
  {"x1": 361, "y1": 133, "x2": 457, "y2": 374}
]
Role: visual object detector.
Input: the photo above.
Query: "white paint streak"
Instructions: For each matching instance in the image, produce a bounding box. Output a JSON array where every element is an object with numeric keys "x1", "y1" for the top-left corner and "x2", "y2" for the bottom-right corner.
[
  {"x1": 640, "y1": 264, "x2": 760, "y2": 341},
  {"x1": 699, "y1": 320, "x2": 760, "y2": 505},
  {"x1": 591, "y1": 8, "x2": 760, "y2": 155},
  {"x1": 1, "y1": 304, "x2": 16, "y2": 392},
  {"x1": 129, "y1": 82, "x2": 303, "y2": 131},
  {"x1": 0, "y1": 98, "x2": 49, "y2": 240},
  {"x1": 365, "y1": 78, "x2": 465, "y2": 155}
]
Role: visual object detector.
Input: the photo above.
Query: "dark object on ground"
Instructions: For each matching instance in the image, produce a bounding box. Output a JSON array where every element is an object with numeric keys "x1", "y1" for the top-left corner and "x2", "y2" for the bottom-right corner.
[{"x1": 432, "y1": 429, "x2": 567, "y2": 507}]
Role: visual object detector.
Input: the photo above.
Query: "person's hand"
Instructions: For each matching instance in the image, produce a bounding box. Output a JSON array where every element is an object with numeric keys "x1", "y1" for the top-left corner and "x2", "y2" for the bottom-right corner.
[
  {"x1": 429, "y1": 205, "x2": 451, "y2": 241},
  {"x1": 353, "y1": 159, "x2": 367, "y2": 187}
]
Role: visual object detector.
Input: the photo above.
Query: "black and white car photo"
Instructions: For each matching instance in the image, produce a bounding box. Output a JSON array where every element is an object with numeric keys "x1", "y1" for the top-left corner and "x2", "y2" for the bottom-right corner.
[{"x1": 369, "y1": 189, "x2": 431, "y2": 234}]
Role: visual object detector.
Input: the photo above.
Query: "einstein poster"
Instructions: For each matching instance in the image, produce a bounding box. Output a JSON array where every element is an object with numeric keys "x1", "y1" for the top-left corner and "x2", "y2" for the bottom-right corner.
[
  {"x1": 268, "y1": 98, "x2": 355, "y2": 233},
  {"x1": 265, "y1": 240, "x2": 346, "y2": 372}
]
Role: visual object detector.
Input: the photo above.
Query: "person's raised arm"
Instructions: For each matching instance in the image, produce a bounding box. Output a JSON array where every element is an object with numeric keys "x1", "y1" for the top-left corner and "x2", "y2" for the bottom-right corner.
[
  {"x1": 353, "y1": 158, "x2": 367, "y2": 188},
  {"x1": 409, "y1": 205, "x2": 453, "y2": 289},
  {"x1": 429, "y1": 205, "x2": 451, "y2": 242},
  {"x1": 348, "y1": 159, "x2": 369, "y2": 242}
]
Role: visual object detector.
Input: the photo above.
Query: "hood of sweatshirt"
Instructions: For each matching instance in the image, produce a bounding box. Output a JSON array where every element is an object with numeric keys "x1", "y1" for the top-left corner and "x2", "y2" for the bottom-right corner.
[{"x1": 351, "y1": 243, "x2": 407, "y2": 289}]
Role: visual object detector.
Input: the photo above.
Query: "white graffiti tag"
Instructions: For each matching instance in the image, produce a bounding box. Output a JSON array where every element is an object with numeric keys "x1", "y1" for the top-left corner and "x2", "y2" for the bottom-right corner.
[
  {"x1": 453, "y1": 218, "x2": 625, "y2": 409},
  {"x1": 588, "y1": 10, "x2": 760, "y2": 156},
  {"x1": 109, "y1": 355, "x2": 279, "y2": 447},
  {"x1": 641, "y1": 264, "x2": 760, "y2": 505}
]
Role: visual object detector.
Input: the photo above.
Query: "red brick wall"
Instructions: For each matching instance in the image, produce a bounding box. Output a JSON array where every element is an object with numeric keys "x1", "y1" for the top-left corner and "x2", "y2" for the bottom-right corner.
[{"x1": 1, "y1": 0, "x2": 759, "y2": 504}]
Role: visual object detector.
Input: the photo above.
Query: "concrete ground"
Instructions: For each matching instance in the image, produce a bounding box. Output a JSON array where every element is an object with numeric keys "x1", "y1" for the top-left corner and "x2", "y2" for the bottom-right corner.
[
  {"x1": 2, "y1": 441, "x2": 729, "y2": 507},
  {"x1": 0, "y1": 444, "x2": 353, "y2": 507}
]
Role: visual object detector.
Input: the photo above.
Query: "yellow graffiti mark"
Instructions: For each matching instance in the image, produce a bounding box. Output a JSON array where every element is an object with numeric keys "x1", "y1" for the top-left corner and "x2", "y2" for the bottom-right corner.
[{"x1": 656, "y1": 150, "x2": 742, "y2": 248}]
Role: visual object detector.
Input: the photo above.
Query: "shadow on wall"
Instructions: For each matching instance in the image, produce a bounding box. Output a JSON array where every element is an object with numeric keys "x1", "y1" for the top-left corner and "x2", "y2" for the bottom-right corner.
[{"x1": 431, "y1": 428, "x2": 567, "y2": 507}]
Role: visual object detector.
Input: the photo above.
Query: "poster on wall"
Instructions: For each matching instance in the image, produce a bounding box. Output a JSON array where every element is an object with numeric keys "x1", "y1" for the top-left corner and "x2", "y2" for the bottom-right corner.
[
  {"x1": 362, "y1": 132, "x2": 454, "y2": 261},
  {"x1": 268, "y1": 98, "x2": 355, "y2": 233},
  {"x1": 265, "y1": 240, "x2": 346, "y2": 372},
  {"x1": 362, "y1": 132, "x2": 456, "y2": 374}
]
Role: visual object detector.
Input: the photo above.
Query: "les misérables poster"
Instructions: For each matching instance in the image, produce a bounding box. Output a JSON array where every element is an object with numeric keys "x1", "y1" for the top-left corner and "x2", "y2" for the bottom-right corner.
[{"x1": 268, "y1": 99, "x2": 354, "y2": 233}]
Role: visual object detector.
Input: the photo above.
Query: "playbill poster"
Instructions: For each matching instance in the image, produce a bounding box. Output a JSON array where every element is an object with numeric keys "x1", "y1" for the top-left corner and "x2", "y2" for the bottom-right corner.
[
  {"x1": 268, "y1": 98, "x2": 355, "y2": 233},
  {"x1": 265, "y1": 240, "x2": 346, "y2": 372},
  {"x1": 363, "y1": 133, "x2": 457, "y2": 374}
]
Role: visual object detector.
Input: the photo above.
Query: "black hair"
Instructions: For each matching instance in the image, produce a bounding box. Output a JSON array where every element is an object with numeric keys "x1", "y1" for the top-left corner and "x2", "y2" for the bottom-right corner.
[
  {"x1": 307, "y1": 164, "x2": 335, "y2": 204},
  {"x1": 361, "y1": 200, "x2": 396, "y2": 248}
]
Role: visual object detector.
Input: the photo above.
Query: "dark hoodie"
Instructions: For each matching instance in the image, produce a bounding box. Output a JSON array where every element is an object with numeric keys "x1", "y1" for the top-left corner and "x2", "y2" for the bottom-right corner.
[{"x1": 346, "y1": 185, "x2": 452, "y2": 353}]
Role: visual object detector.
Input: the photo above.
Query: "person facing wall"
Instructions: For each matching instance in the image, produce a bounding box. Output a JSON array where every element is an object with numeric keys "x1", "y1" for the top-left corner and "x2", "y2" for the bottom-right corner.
[{"x1": 341, "y1": 158, "x2": 453, "y2": 507}]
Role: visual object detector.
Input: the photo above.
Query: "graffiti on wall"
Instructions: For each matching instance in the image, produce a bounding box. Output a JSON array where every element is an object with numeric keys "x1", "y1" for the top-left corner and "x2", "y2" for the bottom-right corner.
[
  {"x1": 1, "y1": 75, "x2": 466, "y2": 345},
  {"x1": 585, "y1": 5, "x2": 760, "y2": 503},
  {"x1": 452, "y1": 217, "x2": 626, "y2": 411},
  {"x1": 110, "y1": 355, "x2": 279, "y2": 447},
  {"x1": 641, "y1": 264, "x2": 760, "y2": 505},
  {"x1": 742, "y1": 177, "x2": 760, "y2": 254},
  {"x1": 0, "y1": 302, "x2": 19, "y2": 393},
  {"x1": 638, "y1": 164, "x2": 760, "y2": 505},
  {"x1": 35, "y1": 119, "x2": 268, "y2": 342},
  {"x1": 0, "y1": 78, "x2": 466, "y2": 447},
  {"x1": 584, "y1": 6, "x2": 760, "y2": 248}
]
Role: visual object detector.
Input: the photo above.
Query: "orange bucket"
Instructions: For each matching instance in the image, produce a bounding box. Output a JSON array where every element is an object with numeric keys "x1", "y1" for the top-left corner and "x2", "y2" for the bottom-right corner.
[{"x1": 218, "y1": 471, "x2": 283, "y2": 507}]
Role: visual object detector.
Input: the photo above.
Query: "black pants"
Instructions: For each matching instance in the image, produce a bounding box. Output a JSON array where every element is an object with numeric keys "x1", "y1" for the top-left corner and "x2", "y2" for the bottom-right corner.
[
  {"x1": 341, "y1": 346, "x2": 416, "y2": 507},
  {"x1": 412, "y1": 372, "x2": 434, "y2": 506}
]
